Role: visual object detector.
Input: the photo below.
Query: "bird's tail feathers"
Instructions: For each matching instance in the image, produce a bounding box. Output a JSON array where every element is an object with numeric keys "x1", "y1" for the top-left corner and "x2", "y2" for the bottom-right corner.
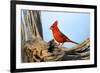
[{"x1": 70, "y1": 40, "x2": 79, "y2": 44}]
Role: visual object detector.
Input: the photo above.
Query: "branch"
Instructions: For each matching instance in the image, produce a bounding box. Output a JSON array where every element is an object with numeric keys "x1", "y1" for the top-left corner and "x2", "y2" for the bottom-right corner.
[{"x1": 22, "y1": 38, "x2": 90, "y2": 62}]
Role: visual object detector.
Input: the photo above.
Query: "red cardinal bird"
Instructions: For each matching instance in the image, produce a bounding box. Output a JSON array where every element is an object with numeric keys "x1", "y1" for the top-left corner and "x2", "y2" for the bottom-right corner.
[{"x1": 50, "y1": 20, "x2": 79, "y2": 46}]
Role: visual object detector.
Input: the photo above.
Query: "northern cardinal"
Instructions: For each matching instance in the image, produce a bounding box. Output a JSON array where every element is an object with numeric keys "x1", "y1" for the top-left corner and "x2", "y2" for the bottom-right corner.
[{"x1": 50, "y1": 20, "x2": 79, "y2": 46}]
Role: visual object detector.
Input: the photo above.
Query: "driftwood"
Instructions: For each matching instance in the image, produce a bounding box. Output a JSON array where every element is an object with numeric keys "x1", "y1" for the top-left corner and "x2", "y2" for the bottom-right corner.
[{"x1": 22, "y1": 38, "x2": 90, "y2": 62}]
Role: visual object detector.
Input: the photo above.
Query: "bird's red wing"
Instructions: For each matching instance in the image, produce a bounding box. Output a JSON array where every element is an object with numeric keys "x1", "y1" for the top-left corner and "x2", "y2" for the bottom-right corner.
[
  {"x1": 58, "y1": 30, "x2": 71, "y2": 42},
  {"x1": 59, "y1": 31, "x2": 79, "y2": 44}
]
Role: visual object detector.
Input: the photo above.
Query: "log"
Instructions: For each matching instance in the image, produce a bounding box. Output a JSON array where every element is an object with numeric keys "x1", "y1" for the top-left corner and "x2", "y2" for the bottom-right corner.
[{"x1": 22, "y1": 38, "x2": 90, "y2": 62}]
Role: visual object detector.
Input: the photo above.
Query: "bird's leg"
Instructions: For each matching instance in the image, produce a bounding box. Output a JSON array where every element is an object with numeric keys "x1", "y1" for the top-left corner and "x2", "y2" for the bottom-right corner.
[
  {"x1": 58, "y1": 43, "x2": 60, "y2": 46},
  {"x1": 58, "y1": 43, "x2": 61, "y2": 48},
  {"x1": 60, "y1": 43, "x2": 64, "y2": 47},
  {"x1": 58, "y1": 43, "x2": 64, "y2": 48}
]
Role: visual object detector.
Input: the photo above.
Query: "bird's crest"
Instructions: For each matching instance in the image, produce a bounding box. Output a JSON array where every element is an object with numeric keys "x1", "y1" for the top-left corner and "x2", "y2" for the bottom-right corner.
[
  {"x1": 50, "y1": 20, "x2": 58, "y2": 30},
  {"x1": 52, "y1": 20, "x2": 58, "y2": 26}
]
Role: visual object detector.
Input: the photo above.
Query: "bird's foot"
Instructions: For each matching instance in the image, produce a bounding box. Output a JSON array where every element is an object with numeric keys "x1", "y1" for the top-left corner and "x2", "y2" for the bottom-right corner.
[
  {"x1": 58, "y1": 44, "x2": 63, "y2": 48},
  {"x1": 58, "y1": 46, "x2": 62, "y2": 48}
]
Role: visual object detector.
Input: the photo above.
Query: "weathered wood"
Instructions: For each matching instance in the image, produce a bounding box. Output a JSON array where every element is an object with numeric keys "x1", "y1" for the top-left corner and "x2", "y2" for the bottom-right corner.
[
  {"x1": 22, "y1": 38, "x2": 90, "y2": 62},
  {"x1": 21, "y1": 10, "x2": 43, "y2": 42},
  {"x1": 61, "y1": 38, "x2": 89, "y2": 52}
]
